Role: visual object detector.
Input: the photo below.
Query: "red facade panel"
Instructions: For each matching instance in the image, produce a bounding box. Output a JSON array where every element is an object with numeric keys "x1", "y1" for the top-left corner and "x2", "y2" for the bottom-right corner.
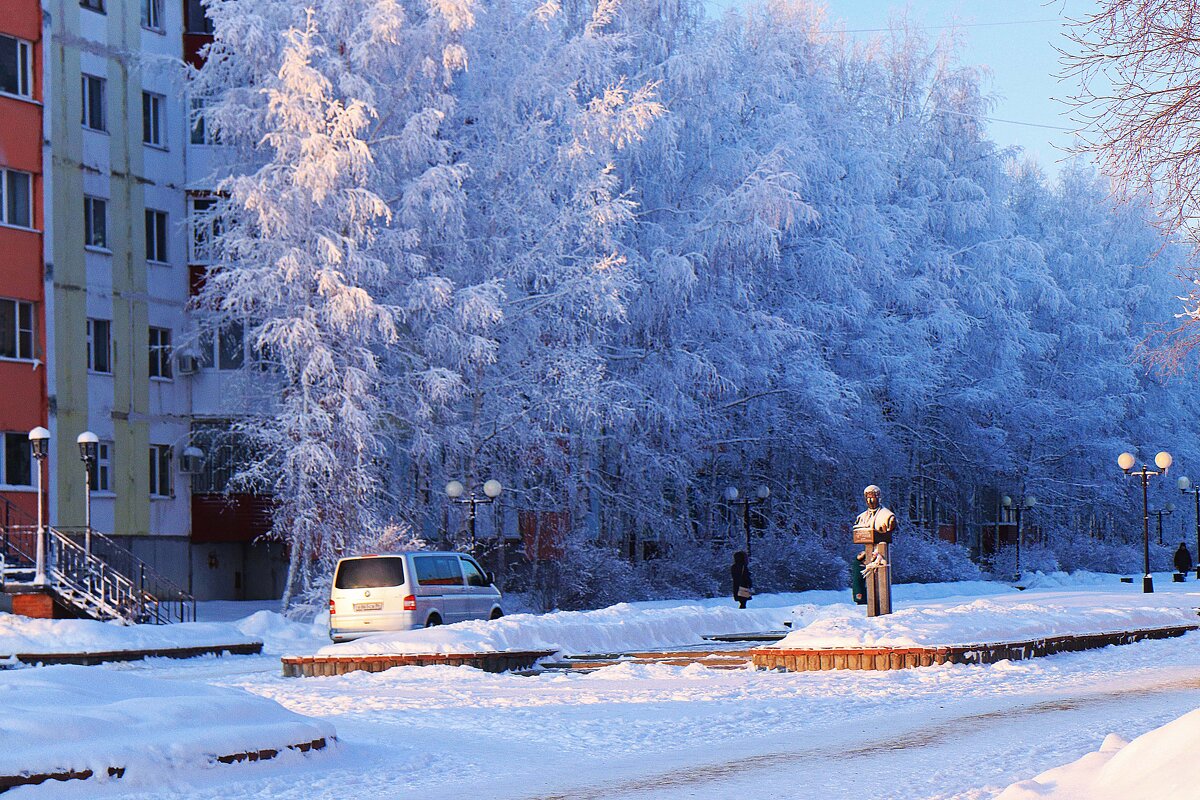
[{"x1": 191, "y1": 493, "x2": 273, "y2": 543}]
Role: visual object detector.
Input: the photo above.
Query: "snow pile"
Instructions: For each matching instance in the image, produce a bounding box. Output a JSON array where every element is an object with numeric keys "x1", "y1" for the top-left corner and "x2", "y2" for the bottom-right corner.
[
  {"x1": 0, "y1": 666, "x2": 334, "y2": 782},
  {"x1": 316, "y1": 581, "x2": 1023, "y2": 657},
  {"x1": 770, "y1": 590, "x2": 1199, "y2": 649},
  {"x1": 230, "y1": 611, "x2": 329, "y2": 655},
  {"x1": 0, "y1": 613, "x2": 265, "y2": 656},
  {"x1": 320, "y1": 602, "x2": 796, "y2": 656},
  {"x1": 998, "y1": 708, "x2": 1200, "y2": 799}
]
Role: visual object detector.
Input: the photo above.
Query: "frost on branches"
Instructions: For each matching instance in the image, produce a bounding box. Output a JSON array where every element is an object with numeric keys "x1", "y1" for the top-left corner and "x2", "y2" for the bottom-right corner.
[
  {"x1": 190, "y1": 0, "x2": 485, "y2": 611},
  {"x1": 190, "y1": 0, "x2": 1200, "y2": 610}
]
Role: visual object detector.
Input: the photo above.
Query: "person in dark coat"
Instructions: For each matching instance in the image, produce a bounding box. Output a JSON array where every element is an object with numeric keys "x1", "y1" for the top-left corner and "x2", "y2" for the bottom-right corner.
[
  {"x1": 1174, "y1": 542, "x2": 1193, "y2": 576},
  {"x1": 731, "y1": 551, "x2": 752, "y2": 608}
]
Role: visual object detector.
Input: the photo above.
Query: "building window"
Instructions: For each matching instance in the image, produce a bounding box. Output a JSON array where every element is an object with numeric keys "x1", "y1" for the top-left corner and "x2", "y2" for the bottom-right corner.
[
  {"x1": 140, "y1": 0, "x2": 162, "y2": 29},
  {"x1": 149, "y1": 326, "x2": 172, "y2": 379},
  {"x1": 88, "y1": 441, "x2": 112, "y2": 492},
  {"x1": 0, "y1": 169, "x2": 32, "y2": 229},
  {"x1": 87, "y1": 318, "x2": 111, "y2": 373},
  {"x1": 189, "y1": 96, "x2": 218, "y2": 145},
  {"x1": 145, "y1": 209, "x2": 168, "y2": 263},
  {"x1": 184, "y1": 0, "x2": 214, "y2": 34},
  {"x1": 80, "y1": 0, "x2": 105, "y2": 13},
  {"x1": 199, "y1": 321, "x2": 244, "y2": 370},
  {"x1": 81, "y1": 73, "x2": 106, "y2": 131},
  {"x1": 149, "y1": 444, "x2": 172, "y2": 497},
  {"x1": 0, "y1": 35, "x2": 32, "y2": 99},
  {"x1": 142, "y1": 91, "x2": 165, "y2": 147},
  {"x1": 0, "y1": 298, "x2": 34, "y2": 360},
  {"x1": 188, "y1": 196, "x2": 218, "y2": 263},
  {"x1": 1, "y1": 431, "x2": 32, "y2": 487},
  {"x1": 84, "y1": 196, "x2": 107, "y2": 249}
]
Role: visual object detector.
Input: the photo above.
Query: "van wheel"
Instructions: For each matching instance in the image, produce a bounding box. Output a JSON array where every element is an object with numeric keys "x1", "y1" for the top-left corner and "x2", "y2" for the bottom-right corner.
[
  {"x1": 490, "y1": 608, "x2": 504, "y2": 620},
  {"x1": 425, "y1": 614, "x2": 442, "y2": 628}
]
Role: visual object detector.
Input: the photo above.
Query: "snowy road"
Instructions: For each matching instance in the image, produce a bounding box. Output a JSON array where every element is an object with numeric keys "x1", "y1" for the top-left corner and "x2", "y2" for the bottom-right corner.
[{"x1": 39, "y1": 629, "x2": 1200, "y2": 800}]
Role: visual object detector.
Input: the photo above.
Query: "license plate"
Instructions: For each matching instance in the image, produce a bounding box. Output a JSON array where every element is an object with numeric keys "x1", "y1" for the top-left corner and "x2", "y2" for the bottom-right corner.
[{"x1": 353, "y1": 602, "x2": 383, "y2": 612}]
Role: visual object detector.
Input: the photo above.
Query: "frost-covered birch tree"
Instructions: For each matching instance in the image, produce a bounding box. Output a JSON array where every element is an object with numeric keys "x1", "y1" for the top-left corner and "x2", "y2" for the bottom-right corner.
[{"x1": 191, "y1": 0, "x2": 482, "y2": 611}]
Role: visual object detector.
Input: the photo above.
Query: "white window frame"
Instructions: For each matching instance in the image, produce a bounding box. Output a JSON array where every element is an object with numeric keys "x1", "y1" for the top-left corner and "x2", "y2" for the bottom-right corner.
[
  {"x1": 81, "y1": 73, "x2": 106, "y2": 132},
  {"x1": 142, "y1": 91, "x2": 165, "y2": 147},
  {"x1": 84, "y1": 195, "x2": 107, "y2": 250},
  {"x1": 140, "y1": 0, "x2": 163, "y2": 30},
  {"x1": 189, "y1": 96, "x2": 218, "y2": 145},
  {"x1": 149, "y1": 444, "x2": 172, "y2": 498},
  {"x1": 149, "y1": 326, "x2": 173, "y2": 380},
  {"x1": 0, "y1": 169, "x2": 33, "y2": 229},
  {"x1": 80, "y1": 0, "x2": 106, "y2": 13},
  {"x1": 0, "y1": 431, "x2": 33, "y2": 488},
  {"x1": 145, "y1": 208, "x2": 168, "y2": 263},
  {"x1": 0, "y1": 35, "x2": 32, "y2": 100},
  {"x1": 86, "y1": 318, "x2": 112, "y2": 374},
  {"x1": 88, "y1": 441, "x2": 113, "y2": 493},
  {"x1": 188, "y1": 196, "x2": 218, "y2": 263},
  {"x1": 0, "y1": 298, "x2": 35, "y2": 361}
]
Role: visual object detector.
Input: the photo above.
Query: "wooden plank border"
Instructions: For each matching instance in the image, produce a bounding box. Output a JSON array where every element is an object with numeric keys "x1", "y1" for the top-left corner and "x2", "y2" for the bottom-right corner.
[
  {"x1": 4, "y1": 642, "x2": 263, "y2": 667},
  {"x1": 750, "y1": 624, "x2": 1199, "y2": 672},
  {"x1": 0, "y1": 737, "x2": 331, "y2": 794},
  {"x1": 280, "y1": 650, "x2": 555, "y2": 677}
]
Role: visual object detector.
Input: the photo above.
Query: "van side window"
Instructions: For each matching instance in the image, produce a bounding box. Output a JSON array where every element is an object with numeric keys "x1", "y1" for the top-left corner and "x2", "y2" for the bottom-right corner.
[
  {"x1": 335, "y1": 557, "x2": 405, "y2": 589},
  {"x1": 415, "y1": 555, "x2": 465, "y2": 586},
  {"x1": 460, "y1": 557, "x2": 490, "y2": 587}
]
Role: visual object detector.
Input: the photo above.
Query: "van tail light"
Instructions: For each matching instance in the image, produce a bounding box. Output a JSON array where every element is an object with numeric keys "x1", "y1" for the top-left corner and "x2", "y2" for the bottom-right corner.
[
  {"x1": 403, "y1": 594, "x2": 416, "y2": 611},
  {"x1": 329, "y1": 599, "x2": 336, "y2": 616}
]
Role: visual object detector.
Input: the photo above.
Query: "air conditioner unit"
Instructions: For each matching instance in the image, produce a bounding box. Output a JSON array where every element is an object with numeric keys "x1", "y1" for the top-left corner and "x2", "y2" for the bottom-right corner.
[{"x1": 176, "y1": 353, "x2": 200, "y2": 374}]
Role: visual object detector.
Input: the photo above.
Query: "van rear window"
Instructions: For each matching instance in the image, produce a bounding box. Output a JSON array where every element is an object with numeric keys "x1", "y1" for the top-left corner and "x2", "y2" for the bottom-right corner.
[{"x1": 335, "y1": 557, "x2": 405, "y2": 589}]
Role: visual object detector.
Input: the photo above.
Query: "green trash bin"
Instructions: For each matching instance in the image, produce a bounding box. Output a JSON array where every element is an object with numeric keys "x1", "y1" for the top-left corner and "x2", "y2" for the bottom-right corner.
[{"x1": 850, "y1": 554, "x2": 867, "y2": 605}]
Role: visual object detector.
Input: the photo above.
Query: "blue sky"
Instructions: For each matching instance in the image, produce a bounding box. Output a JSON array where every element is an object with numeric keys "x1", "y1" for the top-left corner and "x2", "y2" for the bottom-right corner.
[{"x1": 719, "y1": 1, "x2": 1095, "y2": 172}]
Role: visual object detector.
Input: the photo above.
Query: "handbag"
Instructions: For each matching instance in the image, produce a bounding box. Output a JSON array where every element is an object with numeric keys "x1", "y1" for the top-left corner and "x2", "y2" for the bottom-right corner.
[{"x1": 737, "y1": 586, "x2": 752, "y2": 599}]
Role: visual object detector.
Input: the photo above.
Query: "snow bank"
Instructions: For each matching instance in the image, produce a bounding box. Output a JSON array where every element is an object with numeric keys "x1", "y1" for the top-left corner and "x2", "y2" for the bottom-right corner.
[
  {"x1": 315, "y1": 580, "x2": 1024, "y2": 657},
  {"x1": 0, "y1": 666, "x2": 334, "y2": 782},
  {"x1": 997, "y1": 708, "x2": 1200, "y2": 800},
  {"x1": 0, "y1": 613, "x2": 267, "y2": 656},
  {"x1": 770, "y1": 590, "x2": 1199, "y2": 649}
]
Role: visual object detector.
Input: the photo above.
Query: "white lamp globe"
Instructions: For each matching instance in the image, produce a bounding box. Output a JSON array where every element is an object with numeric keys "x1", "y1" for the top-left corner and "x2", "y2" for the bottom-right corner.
[
  {"x1": 1156, "y1": 451, "x2": 1174, "y2": 471},
  {"x1": 483, "y1": 479, "x2": 502, "y2": 499},
  {"x1": 1118, "y1": 452, "x2": 1137, "y2": 472},
  {"x1": 445, "y1": 480, "x2": 464, "y2": 499}
]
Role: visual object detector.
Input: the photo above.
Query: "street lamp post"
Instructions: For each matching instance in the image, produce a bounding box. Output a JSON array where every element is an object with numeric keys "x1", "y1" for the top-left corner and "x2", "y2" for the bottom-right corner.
[
  {"x1": 723, "y1": 485, "x2": 770, "y2": 556},
  {"x1": 77, "y1": 431, "x2": 98, "y2": 555},
  {"x1": 27, "y1": 427, "x2": 50, "y2": 586},
  {"x1": 1151, "y1": 503, "x2": 1175, "y2": 546},
  {"x1": 1119, "y1": 450, "x2": 1173, "y2": 593},
  {"x1": 445, "y1": 479, "x2": 503, "y2": 552},
  {"x1": 1177, "y1": 476, "x2": 1200, "y2": 579},
  {"x1": 1001, "y1": 494, "x2": 1037, "y2": 578}
]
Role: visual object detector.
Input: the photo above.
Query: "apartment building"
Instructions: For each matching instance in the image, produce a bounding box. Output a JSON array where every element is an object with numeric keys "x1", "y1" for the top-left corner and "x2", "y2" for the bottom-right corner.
[
  {"x1": 31, "y1": 0, "x2": 282, "y2": 600},
  {"x1": 0, "y1": 2, "x2": 49, "y2": 529}
]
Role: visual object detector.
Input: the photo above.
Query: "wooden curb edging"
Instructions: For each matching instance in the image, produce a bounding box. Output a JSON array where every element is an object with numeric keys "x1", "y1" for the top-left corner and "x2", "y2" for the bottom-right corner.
[
  {"x1": 281, "y1": 650, "x2": 555, "y2": 677},
  {"x1": 3, "y1": 641, "x2": 264, "y2": 667},
  {"x1": 750, "y1": 624, "x2": 1200, "y2": 672},
  {"x1": 0, "y1": 736, "x2": 331, "y2": 794}
]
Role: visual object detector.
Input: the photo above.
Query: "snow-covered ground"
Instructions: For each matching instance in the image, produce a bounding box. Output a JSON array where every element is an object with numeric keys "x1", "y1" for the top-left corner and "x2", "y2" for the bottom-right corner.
[
  {"x1": 0, "y1": 612, "x2": 272, "y2": 656},
  {"x1": 0, "y1": 667, "x2": 334, "y2": 781},
  {"x1": 6, "y1": 573, "x2": 1200, "y2": 799}
]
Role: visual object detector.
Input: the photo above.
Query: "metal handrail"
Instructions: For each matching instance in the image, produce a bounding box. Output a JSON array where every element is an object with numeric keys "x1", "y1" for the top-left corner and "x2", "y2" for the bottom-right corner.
[
  {"x1": 47, "y1": 527, "x2": 141, "y2": 622},
  {"x1": 54, "y1": 526, "x2": 196, "y2": 623}
]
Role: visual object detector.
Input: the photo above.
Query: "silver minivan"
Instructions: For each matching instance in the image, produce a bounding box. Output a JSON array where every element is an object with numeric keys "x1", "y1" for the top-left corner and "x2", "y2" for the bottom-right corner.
[{"x1": 328, "y1": 551, "x2": 503, "y2": 642}]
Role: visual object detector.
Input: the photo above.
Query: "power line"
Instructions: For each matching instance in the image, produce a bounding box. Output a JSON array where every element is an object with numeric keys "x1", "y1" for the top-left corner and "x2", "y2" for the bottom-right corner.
[
  {"x1": 835, "y1": 18, "x2": 1061, "y2": 35},
  {"x1": 858, "y1": 91, "x2": 1075, "y2": 132}
]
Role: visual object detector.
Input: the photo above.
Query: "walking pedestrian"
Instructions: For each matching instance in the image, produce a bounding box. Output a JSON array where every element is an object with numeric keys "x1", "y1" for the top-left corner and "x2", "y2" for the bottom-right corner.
[
  {"x1": 732, "y1": 550, "x2": 752, "y2": 608},
  {"x1": 1174, "y1": 542, "x2": 1192, "y2": 577}
]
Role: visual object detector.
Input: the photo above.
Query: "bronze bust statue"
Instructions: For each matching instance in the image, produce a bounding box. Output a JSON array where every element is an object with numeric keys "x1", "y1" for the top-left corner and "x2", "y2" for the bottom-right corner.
[{"x1": 852, "y1": 485, "x2": 895, "y2": 616}]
